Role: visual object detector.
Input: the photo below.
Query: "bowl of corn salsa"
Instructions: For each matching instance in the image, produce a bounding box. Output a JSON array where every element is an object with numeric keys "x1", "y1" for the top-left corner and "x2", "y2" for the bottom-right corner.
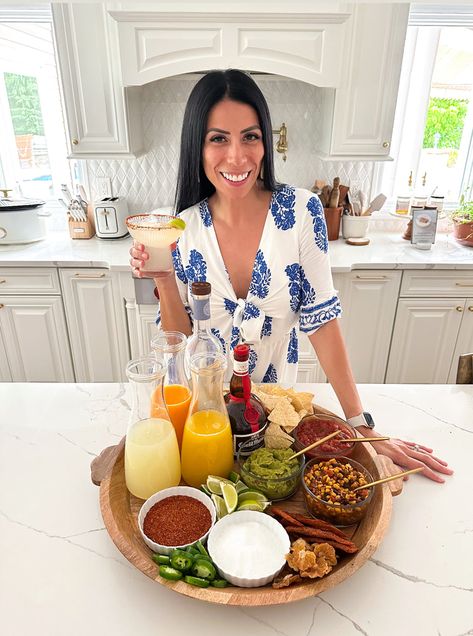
[{"x1": 302, "y1": 457, "x2": 374, "y2": 526}]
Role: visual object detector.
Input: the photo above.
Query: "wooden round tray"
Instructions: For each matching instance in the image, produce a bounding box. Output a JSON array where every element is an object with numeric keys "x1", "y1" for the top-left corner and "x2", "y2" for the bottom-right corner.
[{"x1": 94, "y1": 429, "x2": 401, "y2": 606}]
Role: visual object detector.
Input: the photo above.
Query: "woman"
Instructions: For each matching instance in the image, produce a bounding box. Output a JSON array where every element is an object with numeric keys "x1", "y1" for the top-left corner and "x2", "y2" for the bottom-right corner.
[{"x1": 130, "y1": 69, "x2": 452, "y2": 483}]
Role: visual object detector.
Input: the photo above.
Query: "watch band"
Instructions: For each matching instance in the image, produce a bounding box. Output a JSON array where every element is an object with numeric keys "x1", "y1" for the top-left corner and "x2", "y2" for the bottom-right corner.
[{"x1": 347, "y1": 412, "x2": 375, "y2": 429}]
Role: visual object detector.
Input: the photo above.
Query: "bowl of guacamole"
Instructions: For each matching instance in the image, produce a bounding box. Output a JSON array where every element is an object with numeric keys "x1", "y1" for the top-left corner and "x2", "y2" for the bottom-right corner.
[{"x1": 238, "y1": 443, "x2": 304, "y2": 500}]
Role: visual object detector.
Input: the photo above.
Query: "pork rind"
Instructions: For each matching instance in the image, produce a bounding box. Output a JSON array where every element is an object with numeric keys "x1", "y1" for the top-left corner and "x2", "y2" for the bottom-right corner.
[{"x1": 286, "y1": 538, "x2": 337, "y2": 579}]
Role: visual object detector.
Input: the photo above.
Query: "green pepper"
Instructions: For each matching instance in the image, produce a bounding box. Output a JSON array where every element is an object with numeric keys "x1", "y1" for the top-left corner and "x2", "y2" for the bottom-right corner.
[
  {"x1": 195, "y1": 540, "x2": 210, "y2": 557},
  {"x1": 152, "y1": 554, "x2": 170, "y2": 565},
  {"x1": 184, "y1": 575, "x2": 210, "y2": 588},
  {"x1": 211, "y1": 579, "x2": 229, "y2": 588},
  {"x1": 186, "y1": 546, "x2": 200, "y2": 556},
  {"x1": 159, "y1": 565, "x2": 183, "y2": 581},
  {"x1": 191, "y1": 558, "x2": 216, "y2": 581},
  {"x1": 170, "y1": 549, "x2": 193, "y2": 572}
]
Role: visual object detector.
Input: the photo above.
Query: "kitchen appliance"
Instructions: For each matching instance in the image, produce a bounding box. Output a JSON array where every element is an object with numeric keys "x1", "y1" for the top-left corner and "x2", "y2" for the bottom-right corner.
[
  {"x1": 0, "y1": 197, "x2": 49, "y2": 245},
  {"x1": 93, "y1": 197, "x2": 129, "y2": 239}
]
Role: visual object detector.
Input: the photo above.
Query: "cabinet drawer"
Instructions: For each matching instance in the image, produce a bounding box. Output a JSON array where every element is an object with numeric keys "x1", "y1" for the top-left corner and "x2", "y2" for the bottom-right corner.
[
  {"x1": 0, "y1": 268, "x2": 60, "y2": 294},
  {"x1": 400, "y1": 271, "x2": 473, "y2": 297}
]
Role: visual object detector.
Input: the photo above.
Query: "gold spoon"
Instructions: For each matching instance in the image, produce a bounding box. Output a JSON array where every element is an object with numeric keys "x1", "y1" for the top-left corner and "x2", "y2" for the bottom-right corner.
[
  {"x1": 353, "y1": 466, "x2": 424, "y2": 491},
  {"x1": 343, "y1": 437, "x2": 390, "y2": 443},
  {"x1": 288, "y1": 430, "x2": 341, "y2": 460}
]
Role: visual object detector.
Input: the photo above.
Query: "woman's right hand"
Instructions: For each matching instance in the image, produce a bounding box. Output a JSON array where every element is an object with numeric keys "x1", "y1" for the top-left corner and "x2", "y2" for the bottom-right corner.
[{"x1": 129, "y1": 241, "x2": 148, "y2": 278}]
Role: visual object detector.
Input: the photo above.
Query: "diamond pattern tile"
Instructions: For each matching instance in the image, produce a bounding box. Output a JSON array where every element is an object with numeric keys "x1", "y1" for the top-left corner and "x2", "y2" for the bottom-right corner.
[{"x1": 86, "y1": 76, "x2": 374, "y2": 212}]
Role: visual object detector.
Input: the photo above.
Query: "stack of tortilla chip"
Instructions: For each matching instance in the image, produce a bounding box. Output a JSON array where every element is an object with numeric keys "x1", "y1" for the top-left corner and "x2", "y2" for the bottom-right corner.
[{"x1": 252, "y1": 385, "x2": 315, "y2": 449}]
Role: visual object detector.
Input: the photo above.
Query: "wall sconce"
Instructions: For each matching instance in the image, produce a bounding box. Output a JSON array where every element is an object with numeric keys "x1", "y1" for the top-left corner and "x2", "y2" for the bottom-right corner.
[{"x1": 273, "y1": 123, "x2": 288, "y2": 162}]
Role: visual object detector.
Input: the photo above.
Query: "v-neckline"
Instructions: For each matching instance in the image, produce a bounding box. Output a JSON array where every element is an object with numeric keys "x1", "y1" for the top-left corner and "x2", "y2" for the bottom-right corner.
[{"x1": 205, "y1": 190, "x2": 275, "y2": 303}]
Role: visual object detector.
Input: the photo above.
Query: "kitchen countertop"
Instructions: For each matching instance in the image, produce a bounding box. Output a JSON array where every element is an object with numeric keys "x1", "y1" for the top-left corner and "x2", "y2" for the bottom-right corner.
[
  {"x1": 1, "y1": 382, "x2": 471, "y2": 636},
  {"x1": 0, "y1": 228, "x2": 472, "y2": 271}
]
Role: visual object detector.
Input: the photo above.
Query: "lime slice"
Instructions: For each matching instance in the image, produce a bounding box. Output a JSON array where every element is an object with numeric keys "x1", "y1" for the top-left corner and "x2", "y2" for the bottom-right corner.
[
  {"x1": 234, "y1": 481, "x2": 249, "y2": 494},
  {"x1": 168, "y1": 217, "x2": 186, "y2": 231},
  {"x1": 206, "y1": 475, "x2": 234, "y2": 495},
  {"x1": 228, "y1": 471, "x2": 240, "y2": 483},
  {"x1": 237, "y1": 490, "x2": 269, "y2": 505},
  {"x1": 211, "y1": 494, "x2": 228, "y2": 520},
  {"x1": 200, "y1": 485, "x2": 212, "y2": 496},
  {"x1": 221, "y1": 483, "x2": 238, "y2": 514},
  {"x1": 236, "y1": 500, "x2": 272, "y2": 512}
]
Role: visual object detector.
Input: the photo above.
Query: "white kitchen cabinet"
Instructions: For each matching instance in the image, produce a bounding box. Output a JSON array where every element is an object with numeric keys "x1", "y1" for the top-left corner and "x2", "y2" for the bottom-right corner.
[
  {"x1": 448, "y1": 301, "x2": 473, "y2": 382},
  {"x1": 0, "y1": 296, "x2": 74, "y2": 382},
  {"x1": 0, "y1": 328, "x2": 12, "y2": 381},
  {"x1": 318, "y1": 4, "x2": 409, "y2": 159},
  {"x1": 60, "y1": 269, "x2": 130, "y2": 382},
  {"x1": 52, "y1": 3, "x2": 142, "y2": 158},
  {"x1": 333, "y1": 270, "x2": 402, "y2": 383},
  {"x1": 112, "y1": 11, "x2": 349, "y2": 88},
  {"x1": 297, "y1": 333, "x2": 326, "y2": 384}
]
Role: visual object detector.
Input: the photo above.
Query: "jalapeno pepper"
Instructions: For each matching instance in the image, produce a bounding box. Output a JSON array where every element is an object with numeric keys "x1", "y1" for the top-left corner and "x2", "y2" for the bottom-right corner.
[
  {"x1": 186, "y1": 546, "x2": 200, "y2": 556},
  {"x1": 169, "y1": 549, "x2": 193, "y2": 572},
  {"x1": 191, "y1": 558, "x2": 216, "y2": 581},
  {"x1": 152, "y1": 554, "x2": 170, "y2": 566},
  {"x1": 159, "y1": 565, "x2": 183, "y2": 581},
  {"x1": 195, "y1": 540, "x2": 210, "y2": 557},
  {"x1": 211, "y1": 579, "x2": 229, "y2": 588},
  {"x1": 184, "y1": 575, "x2": 210, "y2": 588}
]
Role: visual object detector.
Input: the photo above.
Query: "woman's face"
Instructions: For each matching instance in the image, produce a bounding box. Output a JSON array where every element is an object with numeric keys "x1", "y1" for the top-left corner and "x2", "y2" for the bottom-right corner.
[{"x1": 202, "y1": 99, "x2": 265, "y2": 199}]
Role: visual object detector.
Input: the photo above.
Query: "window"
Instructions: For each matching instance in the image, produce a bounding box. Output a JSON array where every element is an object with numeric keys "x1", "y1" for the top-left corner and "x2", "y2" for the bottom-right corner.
[
  {"x1": 378, "y1": 6, "x2": 473, "y2": 206},
  {"x1": 0, "y1": 9, "x2": 72, "y2": 200}
]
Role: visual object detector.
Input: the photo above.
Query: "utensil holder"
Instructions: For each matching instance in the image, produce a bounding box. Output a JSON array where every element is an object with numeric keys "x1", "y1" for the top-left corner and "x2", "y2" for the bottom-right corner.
[
  {"x1": 68, "y1": 204, "x2": 95, "y2": 240},
  {"x1": 323, "y1": 207, "x2": 343, "y2": 241},
  {"x1": 342, "y1": 215, "x2": 370, "y2": 239}
]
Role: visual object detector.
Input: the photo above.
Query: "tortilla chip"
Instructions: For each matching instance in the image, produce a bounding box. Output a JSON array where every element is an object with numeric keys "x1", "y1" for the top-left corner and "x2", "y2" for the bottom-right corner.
[
  {"x1": 294, "y1": 391, "x2": 315, "y2": 413},
  {"x1": 257, "y1": 384, "x2": 288, "y2": 397},
  {"x1": 297, "y1": 409, "x2": 308, "y2": 420},
  {"x1": 254, "y1": 389, "x2": 291, "y2": 413},
  {"x1": 268, "y1": 398, "x2": 300, "y2": 431},
  {"x1": 264, "y1": 423, "x2": 294, "y2": 449}
]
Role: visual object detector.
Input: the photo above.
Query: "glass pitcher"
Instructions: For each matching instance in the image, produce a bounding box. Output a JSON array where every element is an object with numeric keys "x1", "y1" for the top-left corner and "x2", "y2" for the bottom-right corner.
[
  {"x1": 125, "y1": 355, "x2": 181, "y2": 500},
  {"x1": 150, "y1": 330, "x2": 191, "y2": 449},
  {"x1": 181, "y1": 351, "x2": 234, "y2": 488}
]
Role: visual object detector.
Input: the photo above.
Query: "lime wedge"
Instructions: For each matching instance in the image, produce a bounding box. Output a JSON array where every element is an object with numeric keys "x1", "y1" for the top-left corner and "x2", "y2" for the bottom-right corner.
[
  {"x1": 221, "y1": 483, "x2": 238, "y2": 514},
  {"x1": 211, "y1": 494, "x2": 228, "y2": 520},
  {"x1": 228, "y1": 471, "x2": 240, "y2": 483},
  {"x1": 206, "y1": 475, "x2": 234, "y2": 495},
  {"x1": 237, "y1": 500, "x2": 272, "y2": 512},
  {"x1": 168, "y1": 217, "x2": 186, "y2": 231},
  {"x1": 200, "y1": 485, "x2": 212, "y2": 496},
  {"x1": 234, "y1": 481, "x2": 249, "y2": 494},
  {"x1": 237, "y1": 490, "x2": 269, "y2": 505}
]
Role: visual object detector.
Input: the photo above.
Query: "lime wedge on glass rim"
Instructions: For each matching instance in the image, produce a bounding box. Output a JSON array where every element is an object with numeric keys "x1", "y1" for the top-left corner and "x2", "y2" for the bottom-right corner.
[
  {"x1": 221, "y1": 483, "x2": 238, "y2": 514},
  {"x1": 211, "y1": 494, "x2": 228, "y2": 520},
  {"x1": 168, "y1": 217, "x2": 186, "y2": 231}
]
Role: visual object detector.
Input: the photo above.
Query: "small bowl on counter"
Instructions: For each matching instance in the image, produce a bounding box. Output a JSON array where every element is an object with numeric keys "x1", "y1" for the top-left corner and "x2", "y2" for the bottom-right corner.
[
  {"x1": 207, "y1": 510, "x2": 290, "y2": 587},
  {"x1": 292, "y1": 413, "x2": 356, "y2": 460},
  {"x1": 302, "y1": 457, "x2": 374, "y2": 527},
  {"x1": 138, "y1": 486, "x2": 216, "y2": 555},
  {"x1": 237, "y1": 440, "x2": 304, "y2": 501}
]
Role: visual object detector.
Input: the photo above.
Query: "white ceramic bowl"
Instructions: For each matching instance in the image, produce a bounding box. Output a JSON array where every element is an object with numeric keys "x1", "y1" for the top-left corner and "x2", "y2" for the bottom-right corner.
[
  {"x1": 207, "y1": 511, "x2": 290, "y2": 587},
  {"x1": 138, "y1": 486, "x2": 216, "y2": 555}
]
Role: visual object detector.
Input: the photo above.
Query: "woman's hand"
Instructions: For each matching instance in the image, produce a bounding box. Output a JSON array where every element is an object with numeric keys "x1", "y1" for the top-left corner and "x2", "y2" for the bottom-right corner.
[
  {"x1": 129, "y1": 241, "x2": 148, "y2": 278},
  {"x1": 360, "y1": 429, "x2": 453, "y2": 483}
]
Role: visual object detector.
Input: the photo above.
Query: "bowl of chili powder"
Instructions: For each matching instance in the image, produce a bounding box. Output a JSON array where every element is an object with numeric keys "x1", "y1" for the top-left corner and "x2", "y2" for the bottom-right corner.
[
  {"x1": 292, "y1": 414, "x2": 356, "y2": 460},
  {"x1": 138, "y1": 486, "x2": 216, "y2": 555}
]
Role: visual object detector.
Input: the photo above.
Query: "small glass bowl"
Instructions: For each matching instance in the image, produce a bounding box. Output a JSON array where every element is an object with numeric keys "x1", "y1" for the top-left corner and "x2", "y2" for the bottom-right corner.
[
  {"x1": 292, "y1": 413, "x2": 355, "y2": 460},
  {"x1": 302, "y1": 457, "x2": 374, "y2": 527},
  {"x1": 237, "y1": 439, "x2": 304, "y2": 501}
]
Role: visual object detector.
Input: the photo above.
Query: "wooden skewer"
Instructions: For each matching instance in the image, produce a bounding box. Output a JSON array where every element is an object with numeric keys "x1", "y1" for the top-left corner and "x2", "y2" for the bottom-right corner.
[
  {"x1": 288, "y1": 430, "x2": 341, "y2": 460},
  {"x1": 344, "y1": 437, "x2": 390, "y2": 443},
  {"x1": 353, "y1": 466, "x2": 424, "y2": 491}
]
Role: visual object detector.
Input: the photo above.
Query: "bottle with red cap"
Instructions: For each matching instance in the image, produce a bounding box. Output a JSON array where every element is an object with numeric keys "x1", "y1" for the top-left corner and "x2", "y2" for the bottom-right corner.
[{"x1": 224, "y1": 343, "x2": 267, "y2": 455}]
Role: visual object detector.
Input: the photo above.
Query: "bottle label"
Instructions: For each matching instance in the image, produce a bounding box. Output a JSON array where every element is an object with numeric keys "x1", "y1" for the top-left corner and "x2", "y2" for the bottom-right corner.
[
  {"x1": 233, "y1": 359, "x2": 249, "y2": 375},
  {"x1": 233, "y1": 423, "x2": 268, "y2": 456},
  {"x1": 193, "y1": 297, "x2": 210, "y2": 321}
]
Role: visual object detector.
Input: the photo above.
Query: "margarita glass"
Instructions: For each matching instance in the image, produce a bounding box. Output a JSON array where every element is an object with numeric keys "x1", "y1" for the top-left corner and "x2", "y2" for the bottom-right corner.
[{"x1": 126, "y1": 214, "x2": 185, "y2": 277}]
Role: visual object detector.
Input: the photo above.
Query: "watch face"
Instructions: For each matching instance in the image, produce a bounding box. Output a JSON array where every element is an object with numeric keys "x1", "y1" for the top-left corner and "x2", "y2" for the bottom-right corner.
[{"x1": 363, "y1": 412, "x2": 375, "y2": 428}]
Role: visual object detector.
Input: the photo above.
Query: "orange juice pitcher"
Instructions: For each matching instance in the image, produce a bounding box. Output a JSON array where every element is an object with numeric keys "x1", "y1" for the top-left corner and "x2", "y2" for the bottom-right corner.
[
  {"x1": 151, "y1": 331, "x2": 191, "y2": 449},
  {"x1": 181, "y1": 351, "x2": 234, "y2": 488}
]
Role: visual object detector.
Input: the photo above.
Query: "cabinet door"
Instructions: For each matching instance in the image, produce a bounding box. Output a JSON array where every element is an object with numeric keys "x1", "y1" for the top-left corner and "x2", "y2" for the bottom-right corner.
[
  {"x1": 298, "y1": 332, "x2": 326, "y2": 383},
  {"x1": 52, "y1": 4, "x2": 142, "y2": 157},
  {"x1": 323, "y1": 4, "x2": 409, "y2": 158},
  {"x1": 0, "y1": 296, "x2": 74, "y2": 382},
  {"x1": 60, "y1": 270, "x2": 130, "y2": 382},
  {"x1": 386, "y1": 299, "x2": 465, "y2": 383},
  {"x1": 448, "y1": 299, "x2": 473, "y2": 383},
  {"x1": 333, "y1": 271, "x2": 402, "y2": 383},
  {"x1": 0, "y1": 324, "x2": 12, "y2": 381}
]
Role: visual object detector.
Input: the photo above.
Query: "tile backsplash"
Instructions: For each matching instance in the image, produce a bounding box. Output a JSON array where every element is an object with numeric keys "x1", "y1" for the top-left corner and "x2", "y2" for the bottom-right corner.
[{"x1": 86, "y1": 75, "x2": 375, "y2": 213}]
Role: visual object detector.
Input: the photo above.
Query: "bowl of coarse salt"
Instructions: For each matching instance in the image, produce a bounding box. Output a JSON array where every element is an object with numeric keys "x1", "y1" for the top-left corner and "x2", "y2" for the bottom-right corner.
[{"x1": 207, "y1": 510, "x2": 291, "y2": 587}]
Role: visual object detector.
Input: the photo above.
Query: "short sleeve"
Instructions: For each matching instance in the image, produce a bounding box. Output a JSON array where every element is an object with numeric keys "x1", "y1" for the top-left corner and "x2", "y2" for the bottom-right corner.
[
  {"x1": 155, "y1": 243, "x2": 192, "y2": 327},
  {"x1": 297, "y1": 192, "x2": 342, "y2": 335}
]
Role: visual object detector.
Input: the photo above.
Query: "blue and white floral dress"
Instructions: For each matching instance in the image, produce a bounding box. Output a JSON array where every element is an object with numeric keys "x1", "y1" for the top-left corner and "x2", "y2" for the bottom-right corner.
[{"x1": 158, "y1": 186, "x2": 341, "y2": 384}]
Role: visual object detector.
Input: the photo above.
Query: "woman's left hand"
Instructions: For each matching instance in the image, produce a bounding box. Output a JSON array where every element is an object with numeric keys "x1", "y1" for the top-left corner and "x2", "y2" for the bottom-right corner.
[{"x1": 361, "y1": 430, "x2": 454, "y2": 483}]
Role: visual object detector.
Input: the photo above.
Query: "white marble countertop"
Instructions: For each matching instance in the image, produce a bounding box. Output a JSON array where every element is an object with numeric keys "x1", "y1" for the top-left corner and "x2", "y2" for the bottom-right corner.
[
  {"x1": 0, "y1": 228, "x2": 472, "y2": 272},
  {"x1": 0, "y1": 382, "x2": 471, "y2": 636}
]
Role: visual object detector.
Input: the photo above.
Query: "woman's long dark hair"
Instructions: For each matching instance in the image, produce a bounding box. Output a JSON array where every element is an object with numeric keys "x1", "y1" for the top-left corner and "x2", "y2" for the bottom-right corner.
[{"x1": 174, "y1": 69, "x2": 277, "y2": 213}]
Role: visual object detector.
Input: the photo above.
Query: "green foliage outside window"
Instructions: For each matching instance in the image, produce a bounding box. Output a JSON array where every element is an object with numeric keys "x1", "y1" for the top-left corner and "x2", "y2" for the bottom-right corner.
[
  {"x1": 4, "y1": 72, "x2": 44, "y2": 136},
  {"x1": 423, "y1": 97, "x2": 468, "y2": 149}
]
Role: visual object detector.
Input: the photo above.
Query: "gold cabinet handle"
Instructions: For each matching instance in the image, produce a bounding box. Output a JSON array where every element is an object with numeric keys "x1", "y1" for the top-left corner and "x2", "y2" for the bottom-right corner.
[
  {"x1": 382, "y1": 141, "x2": 390, "y2": 148},
  {"x1": 355, "y1": 275, "x2": 388, "y2": 280},
  {"x1": 74, "y1": 273, "x2": 106, "y2": 278},
  {"x1": 0, "y1": 279, "x2": 6, "y2": 284},
  {"x1": 72, "y1": 138, "x2": 79, "y2": 145},
  {"x1": 469, "y1": 306, "x2": 473, "y2": 312},
  {"x1": 0, "y1": 303, "x2": 4, "y2": 309},
  {"x1": 455, "y1": 282, "x2": 473, "y2": 287},
  {"x1": 456, "y1": 306, "x2": 464, "y2": 312}
]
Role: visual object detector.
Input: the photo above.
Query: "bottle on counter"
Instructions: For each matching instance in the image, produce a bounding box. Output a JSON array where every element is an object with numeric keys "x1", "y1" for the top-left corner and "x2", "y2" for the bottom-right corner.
[
  {"x1": 186, "y1": 281, "x2": 223, "y2": 375},
  {"x1": 224, "y1": 343, "x2": 267, "y2": 456}
]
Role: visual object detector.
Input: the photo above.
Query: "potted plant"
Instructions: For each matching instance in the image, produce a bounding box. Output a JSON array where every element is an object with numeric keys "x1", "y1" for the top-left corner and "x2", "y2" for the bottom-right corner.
[{"x1": 450, "y1": 191, "x2": 473, "y2": 247}]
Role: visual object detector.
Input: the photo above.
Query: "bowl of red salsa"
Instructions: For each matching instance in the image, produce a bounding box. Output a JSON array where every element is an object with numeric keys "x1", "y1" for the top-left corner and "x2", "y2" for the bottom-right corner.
[{"x1": 292, "y1": 414, "x2": 355, "y2": 460}]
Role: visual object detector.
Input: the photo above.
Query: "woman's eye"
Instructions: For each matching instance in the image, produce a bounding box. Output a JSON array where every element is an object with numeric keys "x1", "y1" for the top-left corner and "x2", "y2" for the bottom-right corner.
[
  {"x1": 209, "y1": 135, "x2": 226, "y2": 143},
  {"x1": 244, "y1": 132, "x2": 261, "y2": 142}
]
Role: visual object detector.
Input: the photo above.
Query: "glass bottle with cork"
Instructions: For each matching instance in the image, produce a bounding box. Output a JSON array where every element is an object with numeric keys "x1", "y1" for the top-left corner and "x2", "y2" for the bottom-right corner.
[
  {"x1": 186, "y1": 281, "x2": 223, "y2": 374},
  {"x1": 224, "y1": 343, "x2": 267, "y2": 456}
]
